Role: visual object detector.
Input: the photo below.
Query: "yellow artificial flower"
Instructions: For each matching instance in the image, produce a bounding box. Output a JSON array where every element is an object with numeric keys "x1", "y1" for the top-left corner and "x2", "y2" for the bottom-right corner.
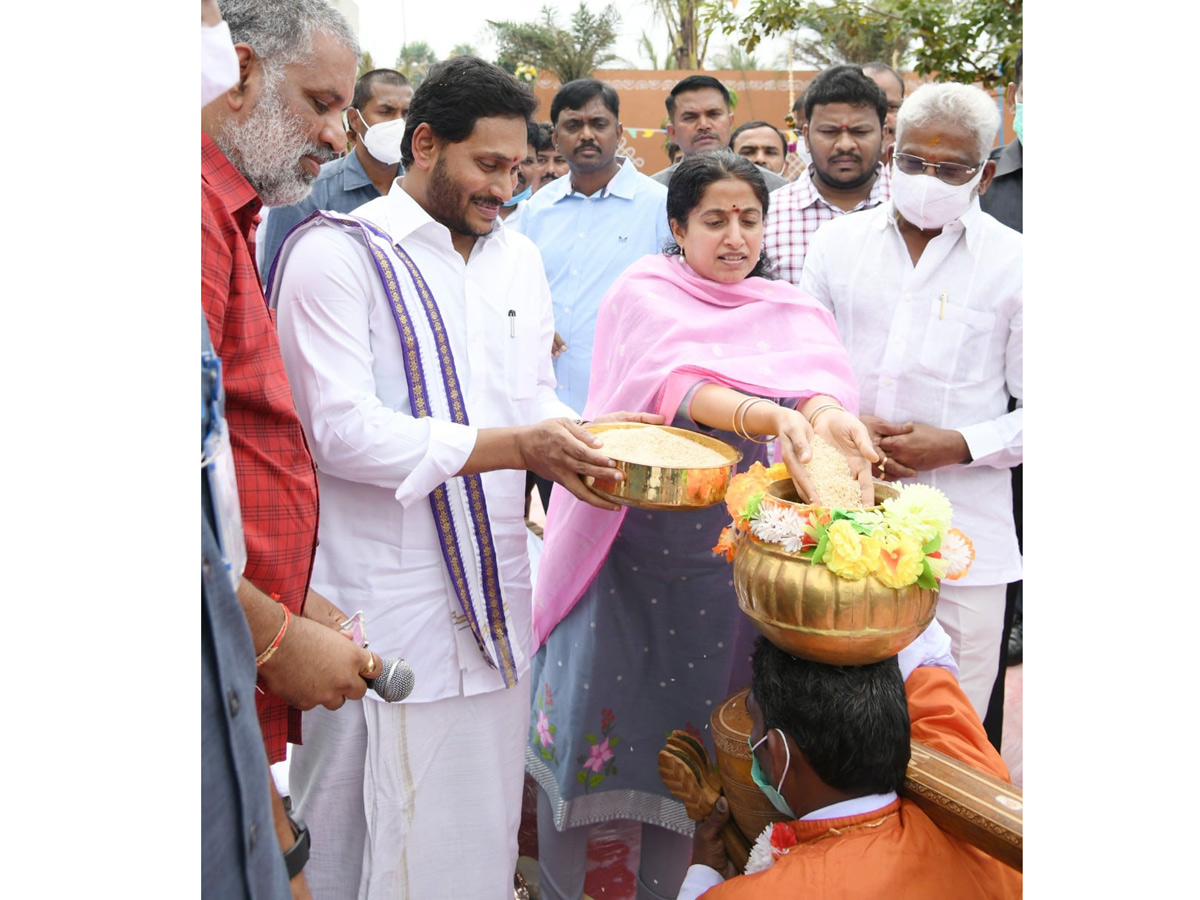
[
  {"x1": 881, "y1": 483, "x2": 952, "y2": 544},
  {"x1": 823, "y1": 520, "x2": 874, "y2": 581},
  {"x1": 872, "y1": 533, "x2": 925, "y2": 588}
]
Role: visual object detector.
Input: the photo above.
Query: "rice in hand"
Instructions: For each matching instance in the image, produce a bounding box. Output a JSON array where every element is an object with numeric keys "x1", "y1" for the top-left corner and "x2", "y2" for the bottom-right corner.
[{"x1": 803, "y1": 434, "x2": 864, "y2": 509}]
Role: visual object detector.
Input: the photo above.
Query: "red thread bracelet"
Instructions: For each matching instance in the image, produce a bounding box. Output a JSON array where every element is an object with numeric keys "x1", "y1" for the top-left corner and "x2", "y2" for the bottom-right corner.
[{"x1": 256, "y1": 605, "x2": 291, "y2": 667}]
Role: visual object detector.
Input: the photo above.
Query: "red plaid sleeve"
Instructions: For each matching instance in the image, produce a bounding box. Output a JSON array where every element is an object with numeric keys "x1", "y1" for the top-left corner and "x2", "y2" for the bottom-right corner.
[{"x1": 202, "y1": 134, "x2": 319, "y2": 763}]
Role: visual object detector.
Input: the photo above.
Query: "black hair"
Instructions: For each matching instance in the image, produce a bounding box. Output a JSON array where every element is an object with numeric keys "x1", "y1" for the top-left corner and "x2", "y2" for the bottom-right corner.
[
  {"x1": 353, "y1": 68, "x2": 410, "y2": 111},
  {"x1": 730, "y1": 120, "x2": 787, "y2": 157},
  {"x1": 533, "y1": 122, "x2": 555, "y2": 152},
  {"x1": 663, "y1": 150, "x2": 776, "y2": 280},
  {"x1": 550, "y1": 78, "x2": 620, "y2": 124},
  {"x1": 525, "y1": 119, "x2": 542, "y2": 146},
  {"x1": 804, "y1": 64, "x2": 888, "y2": 127},
  {"x1": 665, "y1": 140, "x2": 682, "y2": 163},
  {"x1": 665, "y1": 75, "x2": 731, "y2": 120},
  {"x1": 750, "y1": 637, "x2": 911, "y2": 796},
  {"x1": 861, "y1": 61, "x2": 905, "y2": 99},
  {"x1": 1013, "y1": 49, "x2": 1023, "y2": 88},
  {"x1": 791, "y1": 91, "x2": 806, "y2": 116},
  {"x1": 399, "y1": 56, "x2": 538, "y2": 169}
]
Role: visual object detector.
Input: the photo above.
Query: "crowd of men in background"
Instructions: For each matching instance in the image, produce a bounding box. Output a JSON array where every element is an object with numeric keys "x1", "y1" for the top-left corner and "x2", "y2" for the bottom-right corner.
[{"x1": 202, "y1": 0, "x2": 1022, "y2": 893}]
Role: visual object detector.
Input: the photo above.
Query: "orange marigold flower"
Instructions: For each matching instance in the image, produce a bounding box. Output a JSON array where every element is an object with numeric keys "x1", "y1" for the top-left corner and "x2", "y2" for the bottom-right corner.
[
  {"x1": 724, "y1": 462, "x2": 772, "y2": 518},
  {"x1": 712, "y1": 526, "x2": 739, "y2": 562}
]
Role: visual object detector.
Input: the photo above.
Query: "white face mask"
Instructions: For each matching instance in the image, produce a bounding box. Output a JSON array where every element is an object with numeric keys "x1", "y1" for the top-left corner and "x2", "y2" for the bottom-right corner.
[
  {"x1": 201, "y1": 21, "x2": 240, "y2": 108},
  {"x1": 890, "y1": 162, "x2": 984, "y2": 231},
  {"x1": 795, "y1": 141, "x2": 812, "y2": 167},
  {"x1": 354, "y1": 113, "x2": 406, "y2": 165}
]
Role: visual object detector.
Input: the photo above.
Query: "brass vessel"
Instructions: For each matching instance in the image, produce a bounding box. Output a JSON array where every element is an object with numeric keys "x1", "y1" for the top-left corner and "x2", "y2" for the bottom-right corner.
[
  {"x1": 732, "y1": 480, "x2": 938, "y2": 665},
  {"x1": 586, "y1": 423, "x2": 742, "y2": 510}
]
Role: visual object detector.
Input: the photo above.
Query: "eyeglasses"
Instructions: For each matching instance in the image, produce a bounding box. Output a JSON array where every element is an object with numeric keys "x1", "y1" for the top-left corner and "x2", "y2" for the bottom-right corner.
[{"x1": 893, "y1": 152, "x2": 984, "y2": 186}]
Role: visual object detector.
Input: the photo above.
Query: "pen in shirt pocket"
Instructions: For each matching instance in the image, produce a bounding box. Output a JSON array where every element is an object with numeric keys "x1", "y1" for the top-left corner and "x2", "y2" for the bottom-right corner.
[
  {"x1": 939, "y1": 293, "x2": 947, "y2": 320},
  {"x1": 508, "y1": 309, "x2": 515, "y2": 338}
]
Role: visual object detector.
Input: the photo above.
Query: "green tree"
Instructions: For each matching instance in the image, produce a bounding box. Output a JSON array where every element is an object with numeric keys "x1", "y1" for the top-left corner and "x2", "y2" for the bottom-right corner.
[
  {"x1": 649, "y1": 0, "x2": 715, "y2": 70},
  {"x1": 706, "y1": 0, "x2": 1020, "y2": 88},
  {"x1": 449, "y1": 43, "x2": 479, "y2": 58},
  {"x1": 356, "y1": 51, "x2": 376, "y2": 78},
  {"x1": 786, "y1": 0, "x2": 911, "y2": 68},
  {"x1": 395, "y1": 41, "x2": 438, "y2": 88},
  {"x1": 489, "y1": 4, "x2": 622, "y2": 83}
]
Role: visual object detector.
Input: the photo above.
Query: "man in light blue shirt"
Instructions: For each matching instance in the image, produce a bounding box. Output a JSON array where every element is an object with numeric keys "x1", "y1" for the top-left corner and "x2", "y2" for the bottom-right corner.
[
  {"x1": 513, "y1": 79, "x2": 670, "y2": 510},
  {"x1": 259, "y1": 69, "x2": 412, "y2": 282}
]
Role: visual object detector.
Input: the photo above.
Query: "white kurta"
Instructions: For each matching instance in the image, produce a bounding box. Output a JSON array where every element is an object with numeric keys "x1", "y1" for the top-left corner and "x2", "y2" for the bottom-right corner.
[
  {"x1": 272, "y1": 186, "x2": 575, "y2": 899},
  {"x1": 800, "y1": 197, "x2": 1022, "y2": 716},
  {"x1": 800, "y1": 198, "x2": 1022, "y2": 588},
  {"x1": 274, "y1": 187, "x2": 575, "y2": 701}
]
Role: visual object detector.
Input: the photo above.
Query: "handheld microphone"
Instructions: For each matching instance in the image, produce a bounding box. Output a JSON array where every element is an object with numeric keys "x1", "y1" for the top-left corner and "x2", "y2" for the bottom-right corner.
[{"x1": 365, "y1": 657, "x2": 415, "y2": 702}]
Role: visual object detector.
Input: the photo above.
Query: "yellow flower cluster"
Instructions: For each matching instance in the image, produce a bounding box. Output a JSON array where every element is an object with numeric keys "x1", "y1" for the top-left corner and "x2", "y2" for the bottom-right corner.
[{"x1": 822, "y1": 521, "x2": 925, "y2": 586}]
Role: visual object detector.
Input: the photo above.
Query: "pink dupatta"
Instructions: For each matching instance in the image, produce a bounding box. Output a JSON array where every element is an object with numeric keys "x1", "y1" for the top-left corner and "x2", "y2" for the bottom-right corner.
[{"x1": 531, "y1": 253, "x2": 861, "y2": 646}]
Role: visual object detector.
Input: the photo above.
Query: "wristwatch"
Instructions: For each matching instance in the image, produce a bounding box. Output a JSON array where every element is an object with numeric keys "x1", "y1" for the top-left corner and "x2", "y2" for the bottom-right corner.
[{"x1": 283, "y1": 813, "x2": 310, "y2": 879}]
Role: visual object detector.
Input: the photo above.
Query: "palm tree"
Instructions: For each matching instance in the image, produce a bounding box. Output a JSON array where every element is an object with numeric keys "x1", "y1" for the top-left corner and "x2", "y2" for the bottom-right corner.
[
  {"x1": 395, "y1": 41, "x2": 438, "y2": 88},
  {"x1": 489, "y1": 3, "x2": 621, "y2": 83}
]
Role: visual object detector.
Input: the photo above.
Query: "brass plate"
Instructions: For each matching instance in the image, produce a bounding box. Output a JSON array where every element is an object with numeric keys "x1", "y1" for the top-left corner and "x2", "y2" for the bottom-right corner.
[{"x1": 585, "y1": 422, "x2": 742, "y2": 511}]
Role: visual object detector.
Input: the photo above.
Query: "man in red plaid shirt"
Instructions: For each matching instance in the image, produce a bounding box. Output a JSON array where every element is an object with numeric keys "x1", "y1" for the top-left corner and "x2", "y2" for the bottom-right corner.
[
  {"x1": 764, "y1": 65, "x2": 893, "y2": 287},
  {"x1": 201, "y1": 0, "x2": 381, "y2": 769}
]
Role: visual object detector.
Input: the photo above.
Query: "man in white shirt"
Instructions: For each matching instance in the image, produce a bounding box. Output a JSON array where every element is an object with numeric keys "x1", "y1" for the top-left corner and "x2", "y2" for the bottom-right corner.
[
  {"x1": 270, "y1": 56, "x2": 656, "y2": 900},
  {"x1": 800, "y1": 82, "x2": 1022, "y2": 719}
]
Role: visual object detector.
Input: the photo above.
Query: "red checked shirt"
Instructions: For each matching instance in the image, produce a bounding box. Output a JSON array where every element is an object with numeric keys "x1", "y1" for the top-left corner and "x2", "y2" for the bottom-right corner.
[
  {"x1": 763, "y1": 163, "x2": 891, "y2": 287},
  {"x1": 201, "y1": 133, "x2": 319, "y2": 763}
]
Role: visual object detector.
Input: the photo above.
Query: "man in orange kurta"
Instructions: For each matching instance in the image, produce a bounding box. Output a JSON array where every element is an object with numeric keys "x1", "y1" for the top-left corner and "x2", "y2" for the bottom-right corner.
[{"x1": 677, "y1": 629, "x2": 1022, "y2": 899}]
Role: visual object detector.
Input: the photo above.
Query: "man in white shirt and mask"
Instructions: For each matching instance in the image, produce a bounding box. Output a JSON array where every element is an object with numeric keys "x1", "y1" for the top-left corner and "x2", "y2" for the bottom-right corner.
[
  {"x1": 270, "y1": 55, "x2": 657, "y2": 900},
  {"x1": 800, "y1": 82, "x2": 1021, "y2": 720}
]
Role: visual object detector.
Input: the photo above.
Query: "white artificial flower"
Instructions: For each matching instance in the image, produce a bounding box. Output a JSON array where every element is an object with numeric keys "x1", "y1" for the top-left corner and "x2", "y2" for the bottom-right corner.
[{"x1": 744, "y1": 824, "x2": 777, "y2": 875}]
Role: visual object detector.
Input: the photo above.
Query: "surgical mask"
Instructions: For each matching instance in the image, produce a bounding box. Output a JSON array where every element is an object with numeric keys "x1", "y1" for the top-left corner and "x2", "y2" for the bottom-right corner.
[
  {"x1": 749, "y1": 730, "x2": 796, "y2": 818},
  {"x1": 354, "y1": 113, "x2": 406, "y2": 165},
  {"x1": 890, "y1": 163, "x2": 984, "y2": 231},
  {"x1": 201, "y1": 20, "x2": 240, "y2": 108},
  {"x1": 503, "y1": 183, "x2": 532, "y2": 207},
  {"x1": 1012, "y1": 102, "x2": 1023, "y2": 144},
  {"x1": 795, "y1": 141, "x2": 812, "y2": 167}
]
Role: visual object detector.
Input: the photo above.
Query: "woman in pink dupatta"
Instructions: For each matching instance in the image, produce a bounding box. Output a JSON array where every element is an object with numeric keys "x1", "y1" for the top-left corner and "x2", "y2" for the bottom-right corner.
[{"x1": 527, "y1": 152, "x2": 877, "y2": 900}]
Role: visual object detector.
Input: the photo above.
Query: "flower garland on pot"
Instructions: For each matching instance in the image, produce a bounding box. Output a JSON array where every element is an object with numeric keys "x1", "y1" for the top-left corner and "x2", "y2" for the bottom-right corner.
[{"x1": 712, "y1": 463, "x2": 975, "y2": 589}]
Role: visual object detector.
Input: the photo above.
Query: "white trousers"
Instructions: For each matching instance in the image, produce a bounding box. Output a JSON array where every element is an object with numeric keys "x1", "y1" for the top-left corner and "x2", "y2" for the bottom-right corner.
[
  {"x1": 290, "y1": 686, "x2": 531, "y2": 900},
  {"x1": 934, "y1": 582, "x2": 1006, "y2": 720}
]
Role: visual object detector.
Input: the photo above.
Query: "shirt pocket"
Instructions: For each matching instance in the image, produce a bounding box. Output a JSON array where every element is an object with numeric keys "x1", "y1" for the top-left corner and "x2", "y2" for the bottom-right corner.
[
  {"x1": 917, "y1": 299, "x2": 997, "y2": 385},
  {"x1": 503, "y1": 307, "x2": 540, "y2": 401}
]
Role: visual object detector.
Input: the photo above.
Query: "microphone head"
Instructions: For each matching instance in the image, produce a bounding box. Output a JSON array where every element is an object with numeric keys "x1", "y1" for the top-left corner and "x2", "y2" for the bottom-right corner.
[{"x1": 369, "y1": 657, "x2": 415, "y2": 702}]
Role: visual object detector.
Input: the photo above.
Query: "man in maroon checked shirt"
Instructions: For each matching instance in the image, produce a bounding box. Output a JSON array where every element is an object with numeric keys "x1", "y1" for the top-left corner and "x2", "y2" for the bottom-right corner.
[{"x1": 201, "y1": 0, "x2": 381, "y2": 769}]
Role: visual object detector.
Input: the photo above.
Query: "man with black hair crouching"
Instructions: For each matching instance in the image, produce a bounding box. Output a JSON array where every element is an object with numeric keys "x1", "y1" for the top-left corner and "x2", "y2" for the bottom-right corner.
[{"x1": 676, "y1": 624, "x2": 1022, "y2": 898}]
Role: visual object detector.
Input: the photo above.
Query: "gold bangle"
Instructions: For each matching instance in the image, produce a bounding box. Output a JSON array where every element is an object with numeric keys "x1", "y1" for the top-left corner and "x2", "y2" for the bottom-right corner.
[
  {"x1": 807, "y1": 403, "x2": 844, "y2": 430},
  {"x1": 730, "y1": 396, "x2": 756, "y2": 439},
  {"x1": 736, "y1": 397, "x2": 775, "y2": 443}
]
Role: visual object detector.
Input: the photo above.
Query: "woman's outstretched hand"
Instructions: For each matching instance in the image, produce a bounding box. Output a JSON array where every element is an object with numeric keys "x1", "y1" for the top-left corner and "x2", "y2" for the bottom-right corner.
[{"x1": 813, "y1": 409, "x2": 880, "y2": 506}]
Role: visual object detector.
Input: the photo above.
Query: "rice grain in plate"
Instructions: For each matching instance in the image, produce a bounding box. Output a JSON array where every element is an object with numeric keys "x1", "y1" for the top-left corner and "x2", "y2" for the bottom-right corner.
[{"x1": 596, "y1": 425, "x2": 731, "y2": 468}]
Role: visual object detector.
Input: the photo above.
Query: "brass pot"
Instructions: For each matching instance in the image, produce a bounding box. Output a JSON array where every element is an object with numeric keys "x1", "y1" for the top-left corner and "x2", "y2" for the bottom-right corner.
[
  {"x1": 732, "y1": 481, "x2": 938, "y2": 665},
  {"x1": 586, "y1": 423, "x2": 742, "y2": 510}
]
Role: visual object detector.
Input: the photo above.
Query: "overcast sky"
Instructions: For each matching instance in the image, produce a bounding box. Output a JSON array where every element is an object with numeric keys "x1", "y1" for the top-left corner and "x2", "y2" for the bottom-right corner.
[{"x1": 354, "y1": 0, "x2": 794, "y2": 73}]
